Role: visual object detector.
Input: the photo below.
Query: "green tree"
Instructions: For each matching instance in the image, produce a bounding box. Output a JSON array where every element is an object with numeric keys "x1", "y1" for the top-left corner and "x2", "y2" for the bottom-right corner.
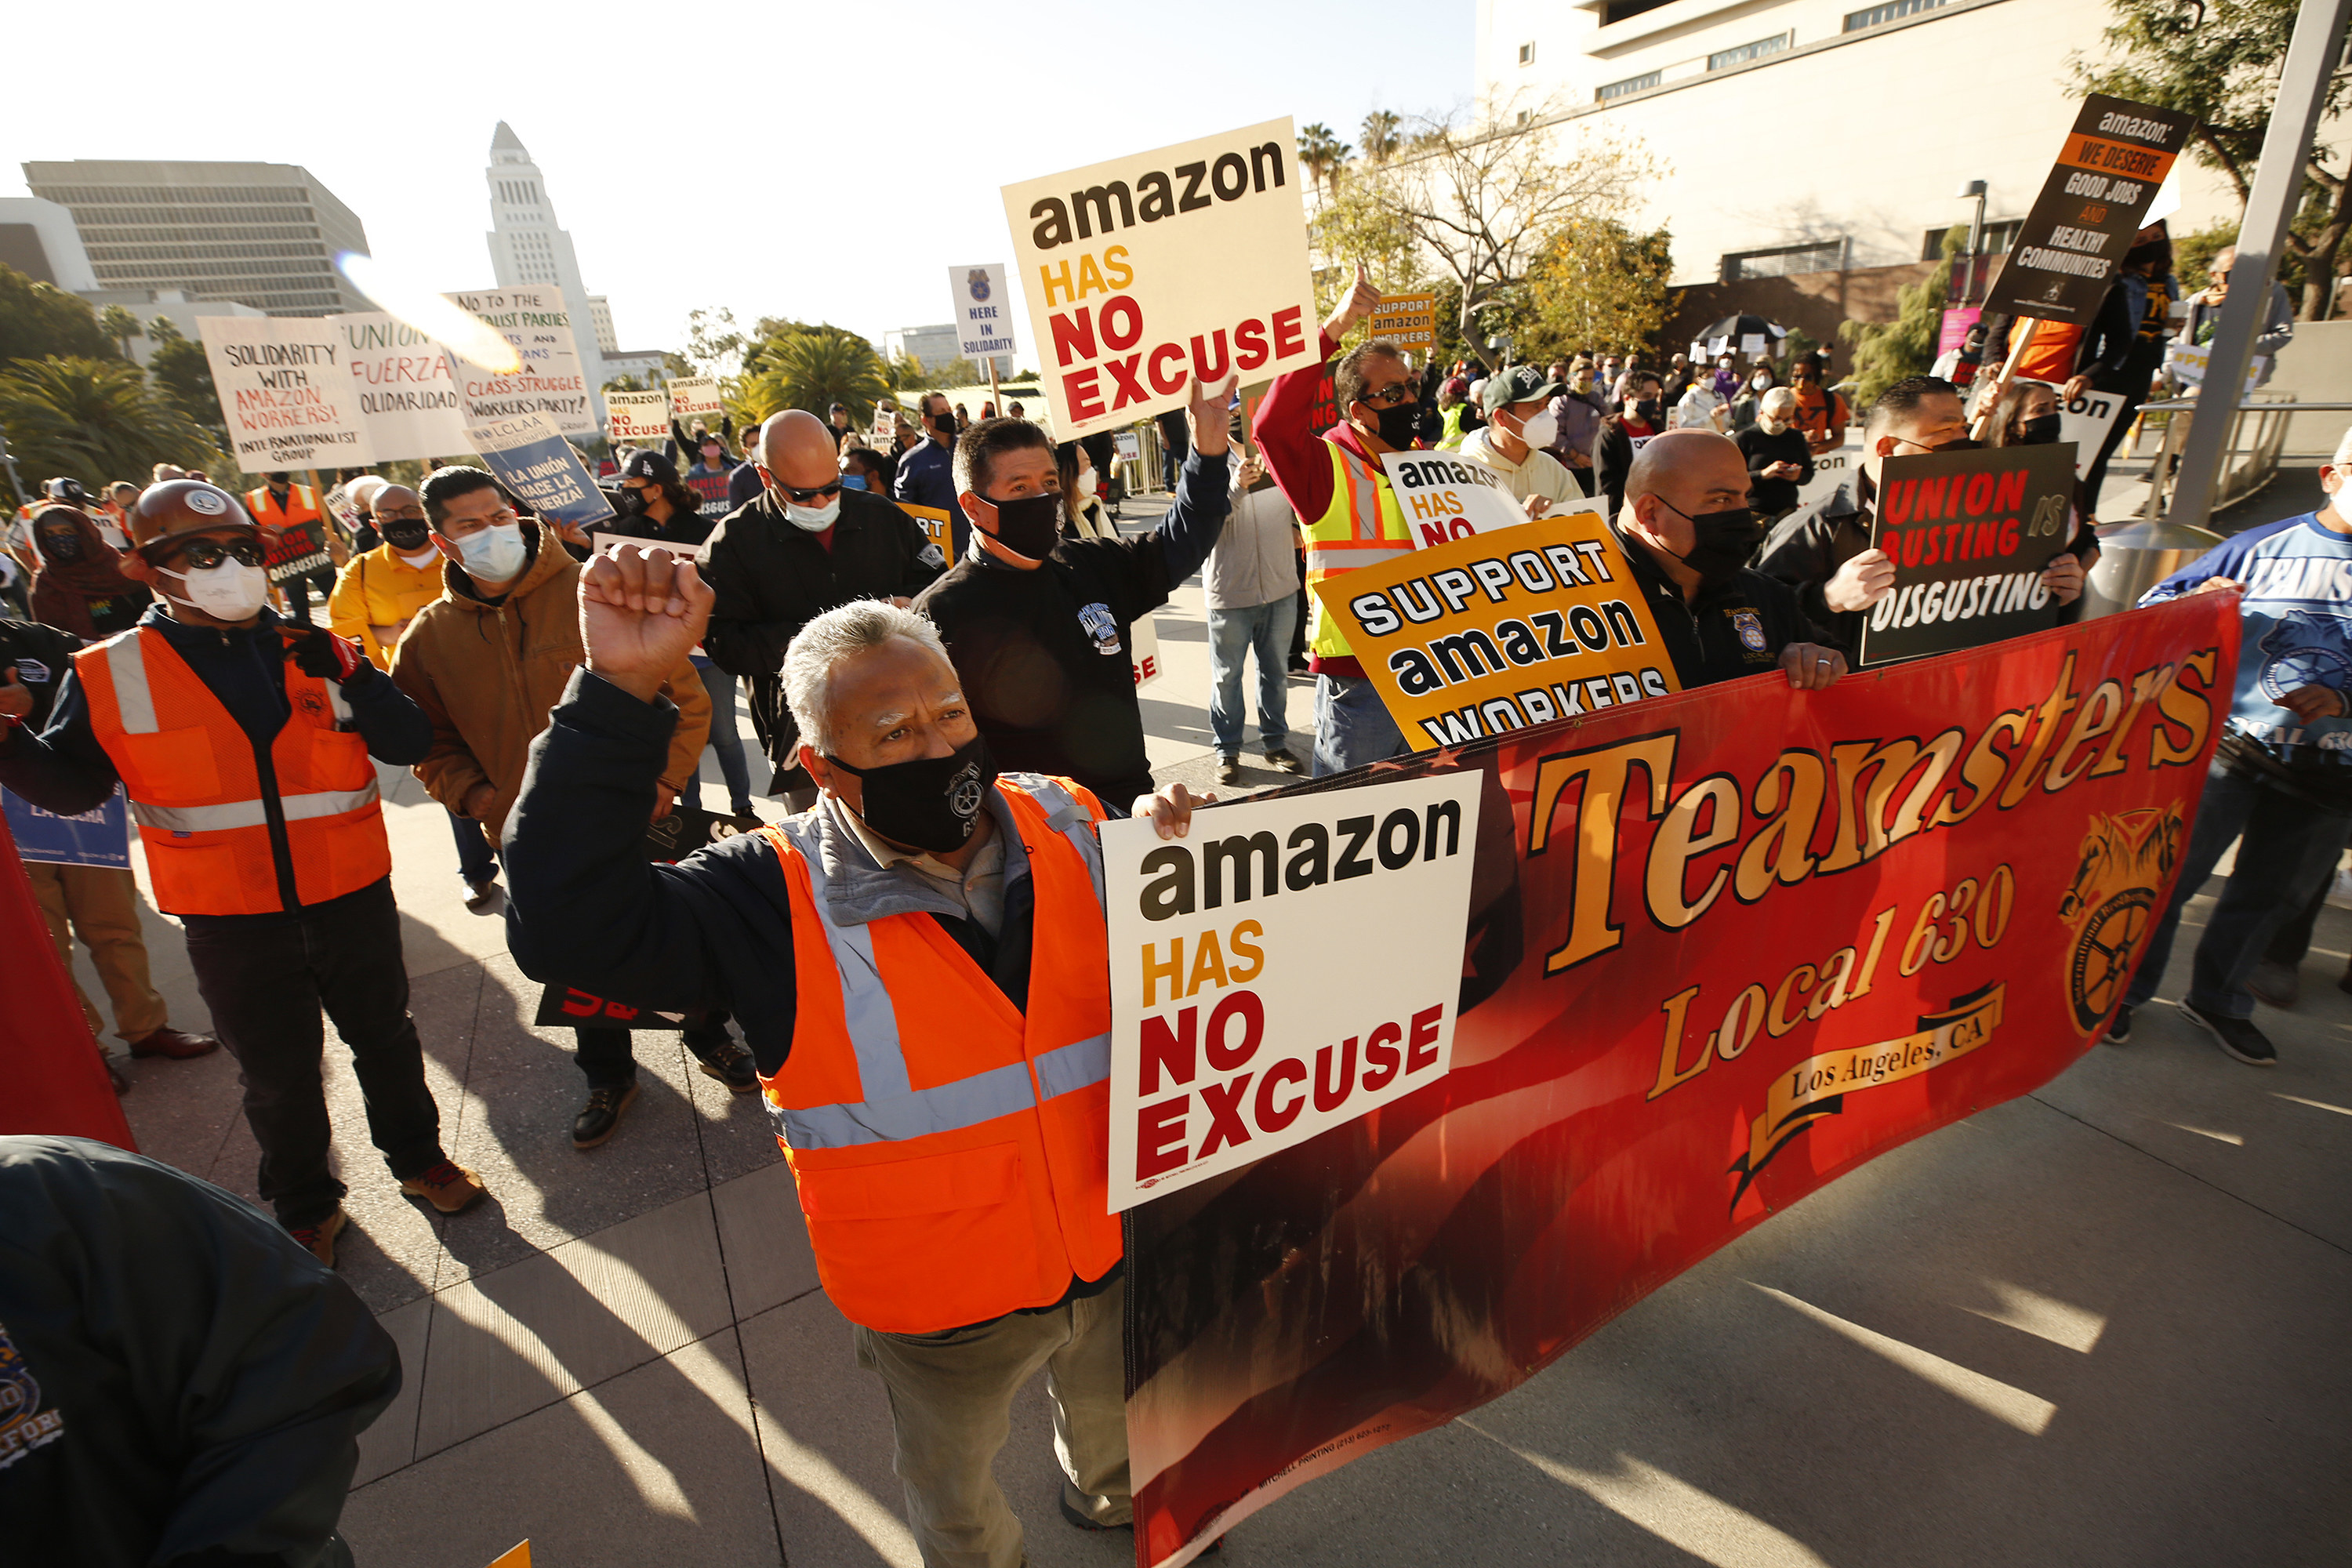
[
  {"x1": 0, "y1": 266, "x2": 114, "y2": 365},
  {"x1": 1840, "y1": 227, "x2": 1962, "y2": 408},
  {"x1": 0, "y1": 357, "x2": 218, "y2": 488},
  {"x1": 736, "y1": 331, "x2": 890, "y2": 422},
  {"x1": 97, "y1": 305, "x2": 143, "y2": 361},
  {"x1": 1297, "y1": 124, "x2": 1352, "y2": 198},
  {"x1": 146, "y1": 330, "x2": 223, "y2": 434},
  {"x1": 2074, "y1": 0, "x2": 2352, "y2": 318},
  {"x1": 1523, "y1": 219, "x2": 1679, "y2": 363},
  {"x1": 1360, "y1": 111, "x2": 1401, "y2": 165}
]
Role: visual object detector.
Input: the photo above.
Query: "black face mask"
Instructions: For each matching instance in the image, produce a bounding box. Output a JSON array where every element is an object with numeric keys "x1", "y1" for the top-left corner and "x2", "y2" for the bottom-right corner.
[
  {"x1": 380, "y1": 521, "x2": 430, "y2": 551},
  {"x1": 979, "y1": 491, "x2": 1062, "y2": 561},
  {"x1": 933, "y1": 412, "x2": 959, "y2": 440},
  {"x1": 39, "y1": 533, "x2": 83, "y2": 564},
  {"x1": 1635, "y1": 400, "x2": 1663, "y2": 426},
  {"x1": 618, "y1": 488, "x2": 650, "y2": 514},
  {"x1": 1661, "y1": 500, "x2": 1763, "y2": 595},
  {"x1": 1374, "y1": 403, "x2": 1419, "y2": 448},
  {"x1": 2019, "y1": 415, "x2": 2063, "y2": 445},
  {"x1": 828, "y1": 733, "x2": 997, "y2": 853}
]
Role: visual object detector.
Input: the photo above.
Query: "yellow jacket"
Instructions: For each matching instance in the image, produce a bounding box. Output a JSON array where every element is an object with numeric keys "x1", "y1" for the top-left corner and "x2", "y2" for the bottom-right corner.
[{"x1": 329, "y1": 543, "x2": 448, "y2": 670}]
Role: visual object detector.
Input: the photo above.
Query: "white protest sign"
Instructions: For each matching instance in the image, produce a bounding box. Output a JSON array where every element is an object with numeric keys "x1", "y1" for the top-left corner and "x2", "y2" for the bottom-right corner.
[
  {"x1": 198, "y1": 316, "x2": 372, "y2": 470},
  {"x1": 1131, "y1": 613, "x2": 1162, "y2": 688},
  {"x1": 2054, "y1": 383, "x2": 2121, "y2": 479},
  {"x1": 668, "y1": 376, "x2": 725, "y2": 425},
  {"x1": 1379, "y1": 451, "x2": 1602, "y2": 550},
  {"x1": 949, "y1": 263, "x2": 1018, "y2": 363},
  {"x1": 1740, "y1": 332, "x2": 1766, "y2": 358},
  {"x1": 604, "y1": 390, "x2": 670, "y2": 446},
  {"x1": 328, "y1": 312, "x2": 469, "y2": 463},
  {"x1": 1102, "y1": 772, "x2": 1480, "y2": 1210},
  {"x1": 2164, "y1": 341, "x2": 2269, "y2": 394},
  {"x1": 1004, "y1": 117, "x2": 1316, "y2": 439},
  {"x1": 443, "y1": 287, "x2": 595, "y2": 435}
]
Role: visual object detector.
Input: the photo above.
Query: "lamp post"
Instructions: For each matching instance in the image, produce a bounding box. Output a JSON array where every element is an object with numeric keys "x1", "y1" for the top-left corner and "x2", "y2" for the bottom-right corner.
[{"x1": 1955, "y1": 179, "x2": 1988, "y2": 304}]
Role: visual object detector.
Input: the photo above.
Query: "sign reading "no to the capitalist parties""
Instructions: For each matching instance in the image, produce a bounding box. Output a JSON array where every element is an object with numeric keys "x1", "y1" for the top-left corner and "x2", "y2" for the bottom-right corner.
[
  {"x1": 1102, "y1": 773, "x2": 1481, "y2": 1210},
  {"x1": 1004, "y1": 117, "x2": 1319, "y2": 439},
  {"x1": 1983, "y1": 93, "x2": 2196, "y2": 326}
]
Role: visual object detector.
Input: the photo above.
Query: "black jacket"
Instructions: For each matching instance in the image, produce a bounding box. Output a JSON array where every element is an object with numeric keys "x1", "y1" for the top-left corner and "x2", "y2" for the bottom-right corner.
[
  {"x1": 700, "y1": 489, "x2": 946, "y2": 785},
  {"x1": 1611, "y1": 521, "x2": 1826, "y2": 685},
  {"x1": 1754, "y1": 477, "x2": 1875, "y2": 653},
  {"x1": 0, "y1": 604, "x2": 432, "y2": 920},
  {"x1": 1595, "y1": 421, "x2": 1656, "y2": 519},
  {"x1": 1735, "y1": 424, "x2": 1815, "y2": 518},
  {"x1": 914, "y1": 450, "x2": 1229, "y2": 812},
  {"x1": 0, "y1": 1134, "x2": 399, "y2": 1568},
  {"x1": 0, "y1": 617, "x2": 82, "y2": 729}
]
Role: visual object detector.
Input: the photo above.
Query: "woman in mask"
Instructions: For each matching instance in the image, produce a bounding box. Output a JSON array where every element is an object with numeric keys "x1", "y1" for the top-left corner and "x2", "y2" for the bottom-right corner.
[
  {"x1": 27, "y1": 503, "x2": 152, "y2": 639},
  {"x1": 1054, "y1": 441, "x2": 1115, "y2": 542},
  {"x1": 1596, "y1": 372, "x2": 1665, "y2": 520},
  {"x1": 1731, "y1": 365, "x2": 1779, "y2": 433},
  {"x1": 1987, "y1": 379, "x2": 2101, "y2": 619},
  {"x1": 1735, "y1": 387, "x2": 1815, "y2": 524}
]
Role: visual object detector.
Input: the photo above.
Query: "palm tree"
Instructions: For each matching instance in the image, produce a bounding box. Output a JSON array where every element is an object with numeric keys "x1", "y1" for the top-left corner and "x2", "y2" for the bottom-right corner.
[
  {"x1": 1298, "y1": 124, "x2": 1353, "y2": 197},
  {"x1": 0, "y1": 356, "x2": 218, "y2": 488},
  {"x1": 97, "y1": 305, "x2": 143, "y2": 361},
  {"x1": 1360, "y1": 111, "x2": 1401, "y2": 165},
  {"x1": 736, "y1": 331, "x2": 890, "y2": 422}
]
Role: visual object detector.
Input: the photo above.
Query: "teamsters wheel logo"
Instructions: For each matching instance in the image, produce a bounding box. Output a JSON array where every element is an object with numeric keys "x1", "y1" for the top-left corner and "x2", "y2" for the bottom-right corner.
[
  {"x1": 2057, "y1": 804, "x2": 2183, "y2": 1036},
  {"x1": 185, "y1": 488, "x2": 227, "y2": 514},
  {"x1": 967, "y1": 268, "x2": 991, "y2": 303},
  {"x1": 2257, "y1": 609, "x2": 2352, "y2": 706},
  {"x1": 949, "y1": 763, "x2": 984, "y2": 821}
]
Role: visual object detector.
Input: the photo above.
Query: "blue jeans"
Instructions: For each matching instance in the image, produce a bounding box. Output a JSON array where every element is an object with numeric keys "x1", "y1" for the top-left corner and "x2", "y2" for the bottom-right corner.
[
  {"x1": 2124, "y1": 760, "x2": 2350, "y2": 1019},
  {"x1": 449, "y1": 808, "x2": 495, "y2": 885},
  {"x1": 694, "y1": 657, "x2": 755, "y2": 815},
  {"x1": 1311, "y1": 672, "x2": 1409, "y2": 779},
  {"x1": 1208, "y1": 597, "x2": 1298, "y2": 757}
]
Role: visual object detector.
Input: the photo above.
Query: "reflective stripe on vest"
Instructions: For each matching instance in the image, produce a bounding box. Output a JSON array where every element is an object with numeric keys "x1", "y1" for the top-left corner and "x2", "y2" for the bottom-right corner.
[
  {"x1": 1303, "y1": 441, "x2": 1412, "y2": 655},
  {"x1": 103, "y1": 632, "x2": 159, "y2": 733},
  {"x1": 130, "y1": 783, "x2": 380, "y2": 837},
  {"x1": 767, "y1": 777, "x2": 1110, "y2": 1152}
]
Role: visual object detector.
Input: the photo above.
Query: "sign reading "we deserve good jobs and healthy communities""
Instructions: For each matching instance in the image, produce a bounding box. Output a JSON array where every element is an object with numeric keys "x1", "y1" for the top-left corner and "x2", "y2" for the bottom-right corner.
[{"x1": 1004, "y1": 118, "x2": 1319, "y2": 438}]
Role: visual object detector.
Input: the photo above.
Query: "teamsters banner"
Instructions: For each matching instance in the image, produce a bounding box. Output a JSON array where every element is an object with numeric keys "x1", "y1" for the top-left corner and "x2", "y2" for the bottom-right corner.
[{"x1": 1124, "y1": 593, "x2": 2238, "y2": 1566}]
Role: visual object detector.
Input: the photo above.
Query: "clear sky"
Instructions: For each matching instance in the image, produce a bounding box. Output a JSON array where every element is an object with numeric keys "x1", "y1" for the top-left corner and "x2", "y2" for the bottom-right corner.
[{"x1": 5, "y1": 0, "x2": 1474, "y2": 365}]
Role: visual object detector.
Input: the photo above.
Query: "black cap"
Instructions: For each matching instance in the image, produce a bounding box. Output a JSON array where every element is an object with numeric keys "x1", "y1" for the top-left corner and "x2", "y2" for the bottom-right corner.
[
  {"x1": 42, "y1": 477, "x2": 90, "y2": 506},
  {"x1": 622, "y1": 450, "x2": 680, "y2": 485}
]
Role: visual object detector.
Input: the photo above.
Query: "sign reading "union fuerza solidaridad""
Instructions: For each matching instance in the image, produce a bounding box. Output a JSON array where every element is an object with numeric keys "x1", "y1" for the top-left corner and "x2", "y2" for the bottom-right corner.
[{"x1": 1004, "y1": 118, "x2": 1319, "y2": 438}]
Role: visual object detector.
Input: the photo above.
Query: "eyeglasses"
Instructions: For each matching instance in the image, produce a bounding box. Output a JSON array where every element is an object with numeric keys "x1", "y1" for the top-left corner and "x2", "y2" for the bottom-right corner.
[
  {"x1": 775, "y1": 478, "x2": 843, "y2": 504},
  {"x1": 1356, "y1": 384, "x2": 1414, "y2": 406},
  {"x1": 173, "y1": 536, "x2": 267, "y2": 568},
  {"x1": 375, "y1": 506, "x2": 428, "y2": 522}
]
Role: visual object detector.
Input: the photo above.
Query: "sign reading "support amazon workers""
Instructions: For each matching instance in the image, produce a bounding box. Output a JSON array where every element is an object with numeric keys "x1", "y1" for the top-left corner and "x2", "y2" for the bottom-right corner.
[
  {"x1": 1312, "y1": 513, "x2": 1680, "y2": 749},
  {"x1": 1004, "y1": 118, "x2": 1319, "y2": 438}
]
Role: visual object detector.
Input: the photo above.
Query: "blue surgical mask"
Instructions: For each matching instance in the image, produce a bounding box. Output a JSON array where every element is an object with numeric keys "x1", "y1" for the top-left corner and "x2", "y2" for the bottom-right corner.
[{"x1": 839, "y1": 474, "x2": 869, "y2": 491}]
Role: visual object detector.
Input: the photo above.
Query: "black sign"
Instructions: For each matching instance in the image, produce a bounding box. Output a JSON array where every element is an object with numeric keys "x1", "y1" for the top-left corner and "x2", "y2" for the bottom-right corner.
[
  {"x1": 1856, "y1": 443, "x2": 2078, "y2": 667},
  {"x1": 1982, "y1": 93, "x2": 2197, "y2": 325},
  {"x1": 531, "y1": 982, "x2": 683, "y2": 1029},
  {"x1": 644, "y1": 803, "x2": 755, "y2": 862}
]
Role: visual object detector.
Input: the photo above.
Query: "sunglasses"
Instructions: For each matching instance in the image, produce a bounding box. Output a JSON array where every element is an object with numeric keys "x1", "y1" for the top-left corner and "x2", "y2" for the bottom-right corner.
[
  {"x1": 775, "y1": 478, "x2": 843, "y2": 504},
  {"x1": 1356, "y1": 384, "x2": 1415, "y2": 406},
  {"x1": 173, "y1": 536, "x2": 268, "y2": 568}
]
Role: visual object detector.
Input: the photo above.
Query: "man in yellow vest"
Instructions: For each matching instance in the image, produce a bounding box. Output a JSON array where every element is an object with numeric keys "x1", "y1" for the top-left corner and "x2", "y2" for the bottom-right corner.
[
  {"x1": 0, "y1": 480, "x2": 485, "y2": 1265},
  {"x1": 500, "y1": 555, "x2": 1205, "y2": 1568},
  {"x1": 1252, "y1": 261, "x2": 1421, "y2": 776}
]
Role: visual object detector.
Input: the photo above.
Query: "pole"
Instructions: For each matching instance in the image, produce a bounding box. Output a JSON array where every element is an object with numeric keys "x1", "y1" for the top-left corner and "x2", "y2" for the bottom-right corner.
[
  {"x1": 2165, "y1": 0, "x2": 2352, "y2": 530},
  {"x1": 1969, "y1": 318, "x2": 2039, "y2": 440},
  {"x1": 1964, "y1": 187, "x2": 1987, "y2": 305}
]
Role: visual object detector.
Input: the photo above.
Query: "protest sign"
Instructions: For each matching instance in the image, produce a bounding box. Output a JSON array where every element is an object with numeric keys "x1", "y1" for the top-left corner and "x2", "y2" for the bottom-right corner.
[
  {"x1": 1127, "y1": 593, "x2": 2239, "y2": 1567},
  {"x1": 1004, "y1": 117, "x2": 1316, "y2": 437},
  {"x1": 1312, "y1": 512, "x2": 1679, "y2": 749},
  {"x1": 2163, "y1": 340, "x2": 2270, "y2": 394},
  {"x1": 1983, "y1": 94, "x2": 2196, "y2": 326},
  {"x1": 198, "y1": 316, "x2": 372, "y2": 470},
  {"x1": 604, "y1": 389, "x2": 670, "y2": 447},
  {"x1": 898, "y1": 502, "x2": 953, "y2": 554},
  {"x1": 533, "y1": 982, "x2": 681, "y2": 1029},
  {"x1": 1857, "y1": 443, "x2": 2077, "y2": 667},
  {"x1": 1936, "y1": 307, "x2": 1982, "y2": 358},
  {"x1": 2, "y1": 784, "x2": 130, "y2": 870},
  {"x1": 1740, "y1": 331, "x2": 1767, "y2": 358},
  {"x1": 1131, "y1": 613, "x2": 1162, "y2": 688},
  {"x1": 2018, "y1": 380, "x2": 2125, "y2": 477},
  {"x1": 328, "y1": 312, "x2": 468, "y2": 463},
  {"x1": 683, "y1": 473, "x2": 732, "y2": 520},
  {"x1": 667, "y1": 376, "x2": 725, "y2": 425},
  {"x1": 464, "y1": 412, "x2": 615, "y2": 534},
  {"x1": 443, "y1": 288, "x2": 596, "y2": 435},
  {"x1": 263, "y1": 517, "x2": 334, "y2": 586},
  {"x1": 1102, "y1": 771, "x2": 1481, "y2": 1210},
  {"x1": 1379, "y1": 450, "x2": 1602, "y2": 550},
  {"x1": 949, "y1": 263, "x2": 1019, "y2": 363},
  {"x1": 1113, "y1": 430, "x2": 1142, "y2": 463},
  {"x1": 1368, "y1": 293, "x2": 1436, "y2": 349}
]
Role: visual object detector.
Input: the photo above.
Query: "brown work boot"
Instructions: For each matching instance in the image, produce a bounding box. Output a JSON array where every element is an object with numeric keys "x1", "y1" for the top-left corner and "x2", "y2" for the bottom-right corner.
[
  {"x1": 398, "y1": 1159, "x2": 488, "y2": 1214},
  {"x1": 288, "y1": 1208, "x2": 349, "y2": 1268},
  {"x1": 128, "y1": 1025, "x2": 220, "y2": 1060}
]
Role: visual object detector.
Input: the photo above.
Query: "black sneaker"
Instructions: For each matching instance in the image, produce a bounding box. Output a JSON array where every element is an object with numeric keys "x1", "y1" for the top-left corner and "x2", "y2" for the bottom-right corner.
[
  {"x1": 687, "y1": 1032, "x2": 759, "y2": 1094},
  {"x1": 2176, "y1": 1000, "x2": 2276, "y2": 1066},
  {"x1": 1215, "y1": 755, "x2": 1243, "y2": 786},
  {"x1": 2106, "y1": 1004, "x2": 2132, "y2": 1044},
  {"x1": 573, "y1": 1081, "x2": 641, "y2": 1147},
  {"x1": 1263, "y1": 746, "x2": 1305, "y2": 774}
]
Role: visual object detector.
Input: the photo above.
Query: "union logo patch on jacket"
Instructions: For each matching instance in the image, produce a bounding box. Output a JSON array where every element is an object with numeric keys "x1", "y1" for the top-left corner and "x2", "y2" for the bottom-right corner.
[
  {"x1": 0, "y1": 1318, "x2": 64, "y2": 1471},
  {"x1": 1731, "y1": 608, "x2": 1768, "y2": 653}
]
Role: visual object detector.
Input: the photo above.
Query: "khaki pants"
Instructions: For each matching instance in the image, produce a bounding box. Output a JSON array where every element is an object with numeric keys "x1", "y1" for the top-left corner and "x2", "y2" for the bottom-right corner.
[
  {"x1": 854, "y1": 1275, "x2": 1130, "y2": 1568},
  {"x1": 28, "y1": 860, "x2": 167, "y2": 1047}
]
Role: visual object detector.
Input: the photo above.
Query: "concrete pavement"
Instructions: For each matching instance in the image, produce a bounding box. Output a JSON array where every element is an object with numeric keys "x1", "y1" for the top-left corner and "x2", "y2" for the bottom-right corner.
[{"x1": 77, "y1": 489, "x2": 2352, "y2": 1567}]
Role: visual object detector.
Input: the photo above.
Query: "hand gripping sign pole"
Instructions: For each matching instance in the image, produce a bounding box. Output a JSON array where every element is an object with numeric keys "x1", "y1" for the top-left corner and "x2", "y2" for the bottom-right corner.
[{"x1": 2165, "y1": 0, "x2": 2352, "y2": 531}]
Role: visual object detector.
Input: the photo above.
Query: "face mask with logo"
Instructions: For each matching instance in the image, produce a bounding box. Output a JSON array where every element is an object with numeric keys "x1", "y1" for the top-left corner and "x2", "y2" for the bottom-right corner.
[
  {"x1": 1511, "y1": 407, "x2": 1559, "y2": 448},
  {"x1": 786, "y1": 495, "x2": 842, "y2": 532},
  {"x1": 618, "y1": 488, "x2": 651, "y2": 515},
  {"x1": 979, "y1": 492, "x2": 1062, "y2": 561},
  {"x1": 1635, "y1": 400, "x2": 1663, "y2": 426},
  {"x1": 162, "y1": 558, "x2": 272, "y2": 620},
  {"x1": 381, "y1": 520, "x2": 431, "y2": 551},
  {"x1": 457, "y1": 521, "x2": 528, "y2": 583},
  {"x1": 2019, "y1": 414, "x2": 2063, "y2": 445},
  {"x1": 1660, "y1": 499, "x2": 1763, "y2": 596},
  {"x1": 827, "y1": 733, "x2": 997, "y2": 853}
]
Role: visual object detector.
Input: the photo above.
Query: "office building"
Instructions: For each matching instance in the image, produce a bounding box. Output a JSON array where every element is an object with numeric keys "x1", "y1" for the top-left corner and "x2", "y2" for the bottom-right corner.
[{"x1": 885, "y1": 322, "x2": 1011, "y2": 379}]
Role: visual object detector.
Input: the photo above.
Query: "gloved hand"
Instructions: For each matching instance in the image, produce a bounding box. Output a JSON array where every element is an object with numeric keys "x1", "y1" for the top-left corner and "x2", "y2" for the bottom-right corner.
[{"x1": 283, "y1": 625, "x2": 367, "y2": 683}]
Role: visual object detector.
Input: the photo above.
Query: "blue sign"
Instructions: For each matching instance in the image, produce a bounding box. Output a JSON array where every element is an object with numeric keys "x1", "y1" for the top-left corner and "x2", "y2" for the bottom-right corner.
[
  {"x1": 3, "y1": 784, "x2": 132, "y2": 869},
  {"x1": 464, "y1": 411, "x2": 618, "y2": 534}
]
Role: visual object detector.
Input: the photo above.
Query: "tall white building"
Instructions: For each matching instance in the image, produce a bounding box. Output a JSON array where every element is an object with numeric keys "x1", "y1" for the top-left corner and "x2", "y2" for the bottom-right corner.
[{"x1": 482, "y1": 124, "x2": 665, "y2": 390}]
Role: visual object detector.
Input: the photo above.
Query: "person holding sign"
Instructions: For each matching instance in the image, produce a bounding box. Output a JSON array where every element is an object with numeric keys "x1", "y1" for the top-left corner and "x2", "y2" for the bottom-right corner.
[
  {"x1": 1613, "y1": 431, "x2": 1846, "y2": 689},
  {"x1": 245, "y1": 473, "x2": 339, "y2": 626},
  {"x1": 500, "y1": 579, "x2": 1208, "y2": 1568},
  {"x1": 916, "y1": 380, "x2": 1232, "y2": 815},
  {"x1": 1456, "y1": 365, "x2": 1581, "y2": 518},
  {"x1": 1254, "y1": 262, "x2": 1425, "y2": 776}
]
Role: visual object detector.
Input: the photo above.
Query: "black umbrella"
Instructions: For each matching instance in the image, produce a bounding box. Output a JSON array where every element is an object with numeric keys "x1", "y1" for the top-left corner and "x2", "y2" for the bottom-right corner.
[{"x1": 1696, "y1": 315, "x2": 1788, "y2": 356}]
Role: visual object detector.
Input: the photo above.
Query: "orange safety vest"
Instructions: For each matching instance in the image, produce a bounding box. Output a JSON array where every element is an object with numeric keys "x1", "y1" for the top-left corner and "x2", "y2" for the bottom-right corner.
[
  {"x1": 245, "y1": 482, "x2": 321, "y2": 529},
  {"x1": 74, "y1": 626, "x2": 390, "y2": 917},
  {"x1": 2009, "y1": 318, "x2": 2084, "y2": 385},
  {"x1": 759, "y1": 775, "x2": 1123, "y2": 1334}
]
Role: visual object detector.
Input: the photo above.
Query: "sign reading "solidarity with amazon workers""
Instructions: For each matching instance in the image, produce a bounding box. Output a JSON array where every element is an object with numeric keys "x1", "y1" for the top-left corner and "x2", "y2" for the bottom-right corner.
[{"x1": 1004, "y1": 118, "x2": 1319, "y2": 438}]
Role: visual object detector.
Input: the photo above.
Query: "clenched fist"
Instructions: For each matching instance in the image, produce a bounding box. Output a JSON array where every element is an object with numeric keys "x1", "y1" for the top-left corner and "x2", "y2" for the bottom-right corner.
[{"x1": 580, "y1": 541, "x2": 713, "y2": 703}]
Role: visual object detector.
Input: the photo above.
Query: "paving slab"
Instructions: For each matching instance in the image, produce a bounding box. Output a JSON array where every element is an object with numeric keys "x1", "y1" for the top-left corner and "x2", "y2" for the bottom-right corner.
[
  {"x1": 710, "y1": 1158, "x2": 820, "y2": 1322},
  {"x1": 355, "y1": 1295, "x2": 432, "y2": 1488}
]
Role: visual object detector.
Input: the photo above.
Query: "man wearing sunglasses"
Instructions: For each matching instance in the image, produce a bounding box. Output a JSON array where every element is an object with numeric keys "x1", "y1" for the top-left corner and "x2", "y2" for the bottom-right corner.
[
  {"x1": 1252, "y1": 260, "x2": 1427, "y2": 776},
  {"x1": 703, "y1": 410, "x2": 946, "y2": 813},
  {"x1": 0, "y1": 480, "x2": 485, "y2": 1265}
]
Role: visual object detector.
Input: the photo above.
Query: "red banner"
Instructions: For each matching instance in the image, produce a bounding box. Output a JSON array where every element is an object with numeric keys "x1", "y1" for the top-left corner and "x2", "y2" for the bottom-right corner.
[
  {"x1": 1125, "y1": 596, "x2": 2238, "y2": 1565},
  {"x1": 0, "y1": 815, "x2": 136, "y2": 1149}
]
